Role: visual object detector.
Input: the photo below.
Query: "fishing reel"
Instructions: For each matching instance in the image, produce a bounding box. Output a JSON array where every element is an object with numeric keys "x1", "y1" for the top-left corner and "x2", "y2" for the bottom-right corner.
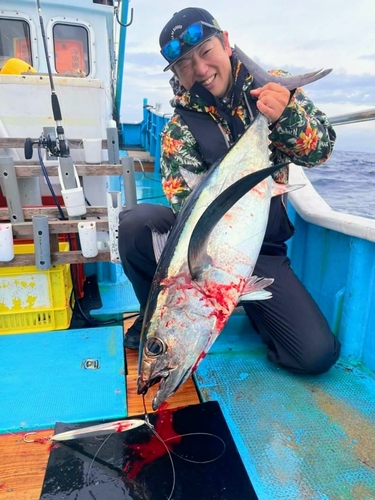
[{"x1": 24, "y1": 127, "x2": 69, "y2": 160}]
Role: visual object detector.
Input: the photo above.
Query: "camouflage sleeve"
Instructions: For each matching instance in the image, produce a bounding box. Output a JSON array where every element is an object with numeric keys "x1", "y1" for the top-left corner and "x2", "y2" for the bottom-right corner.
[
  {"x1": 269, "y1": 86, "x2": 336, "y2": 168},
  {"x1": 160, "y1": 113, "x2": 207, "y2": 213}
]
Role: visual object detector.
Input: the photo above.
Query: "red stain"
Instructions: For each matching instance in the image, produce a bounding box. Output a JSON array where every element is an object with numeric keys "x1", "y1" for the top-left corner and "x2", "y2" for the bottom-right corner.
[
  {"x1": 191, "y1": 351, "x2": 207, "y2": 373},
  {"x1": 33, "y1": 437, "x2": 50, "y2": 444},
  {"x1": 160, "y1": 269, "x2": 246, "y2": 336},
  {"x1": 0, "y1": 484, "x2": 5, "y2": 490},
  {"x1": 156, "y1": 402, "x2": 169, "y2": 412},
  {"x1": 116, "y1": 422, "x2": 133, "y2": 433},
  {"x1": 205, "y1": 278, "x2": 244, "y2": 331},
  {"x1": 124, "y1": 408, "x2": 181, "y2": 480},
  {"x1": 48, "y1": 443, "x2": 60, "y2": 452}
]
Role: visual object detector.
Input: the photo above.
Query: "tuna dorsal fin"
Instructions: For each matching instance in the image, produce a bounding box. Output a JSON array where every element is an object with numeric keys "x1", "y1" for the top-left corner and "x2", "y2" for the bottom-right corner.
[
  {"x1": 188, "y1": 163, "x2": 286, "y2": 279},
  {"x1": 235, "y1": 45, "x2": 332, "y2": 90}
]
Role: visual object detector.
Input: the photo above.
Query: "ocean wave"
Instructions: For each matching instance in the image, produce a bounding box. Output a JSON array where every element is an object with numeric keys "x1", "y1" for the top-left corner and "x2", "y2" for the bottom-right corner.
[{"x1": 304, "y1": 150, "x2": 375, "y2": 219}]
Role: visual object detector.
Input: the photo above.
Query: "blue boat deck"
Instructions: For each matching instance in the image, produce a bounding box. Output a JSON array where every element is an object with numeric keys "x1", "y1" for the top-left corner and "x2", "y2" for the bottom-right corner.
[{"x1": 195, "y1": 310, "x2": 375, "y2": 499}]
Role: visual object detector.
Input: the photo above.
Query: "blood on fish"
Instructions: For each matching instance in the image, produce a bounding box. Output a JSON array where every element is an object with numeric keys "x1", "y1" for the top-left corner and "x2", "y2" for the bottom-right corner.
[
  {"x1": 202, "y1": 278, "x2": 245, "y2": 330},
  {"x1": 124, "y1": 409, "x2": 181, "y2": 480},
  {"x1": 191, "y1": 350, "x2": 207, "y2": 373}
]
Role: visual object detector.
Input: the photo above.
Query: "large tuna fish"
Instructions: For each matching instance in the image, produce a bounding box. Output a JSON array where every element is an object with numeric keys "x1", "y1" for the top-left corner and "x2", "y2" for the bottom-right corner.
[{"x1": 137, "y1": 47, "x2": 332, "y2": 409}]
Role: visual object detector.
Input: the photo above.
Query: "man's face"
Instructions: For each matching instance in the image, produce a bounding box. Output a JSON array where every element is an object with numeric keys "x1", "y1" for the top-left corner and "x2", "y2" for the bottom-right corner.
[{"x1": 173, "y1": 32, "x2": 233, "y2": 98}]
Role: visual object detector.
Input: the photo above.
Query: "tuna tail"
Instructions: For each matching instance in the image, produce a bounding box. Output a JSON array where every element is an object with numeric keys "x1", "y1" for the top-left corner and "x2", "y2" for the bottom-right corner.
[
  {"x1": 188, "y1": 162, "x2": 288, "y2": 279},
  {"x1": 234, "y1": 45, "x2": 332, "y2": 90}
]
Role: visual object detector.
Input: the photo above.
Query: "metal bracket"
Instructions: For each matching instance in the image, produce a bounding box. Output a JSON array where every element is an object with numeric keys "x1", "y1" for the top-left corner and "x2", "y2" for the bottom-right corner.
[
  {"x1": 58, "y1": 156, "x2": 79, "y2": 190},
  {"x1": 0, "y1": 156, "x2": 24, "y2": 222},
  {"x1": 106, "y1": 125, "x2": 120, "y2": 165},
  {"x1": 32, "y1": 215, "x2": 51, "y2": 270},
  {"x1": 121, "y1": 156, "x2": 137, "y2": 209}
]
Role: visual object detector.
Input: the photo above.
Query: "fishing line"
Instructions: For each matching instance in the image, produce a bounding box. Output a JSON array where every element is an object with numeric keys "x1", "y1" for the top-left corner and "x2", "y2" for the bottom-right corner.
[
  {"x1": 86, "y1": 433, "x2": 113, "y2": 487},
  {"x1": 163, "y1": 432, "x2": 226, "y2": 464},
  {"x1": 84, "y1": 417, "x2": 226, "y2": 500}
]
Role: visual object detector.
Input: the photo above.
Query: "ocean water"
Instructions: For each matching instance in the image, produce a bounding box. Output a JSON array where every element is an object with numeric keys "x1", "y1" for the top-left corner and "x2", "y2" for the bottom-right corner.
[
  {"x1": 134, "y1": 150, "x2": 375, "y2": 220},
  {"x1": 304, "y1": 150, "x2": 375, "y2": 219}
]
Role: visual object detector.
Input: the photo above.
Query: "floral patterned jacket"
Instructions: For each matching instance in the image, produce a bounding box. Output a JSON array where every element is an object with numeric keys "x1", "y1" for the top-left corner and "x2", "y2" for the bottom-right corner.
[{"x1": 160, "y1": 52, "x2": 336, "y2": 214}]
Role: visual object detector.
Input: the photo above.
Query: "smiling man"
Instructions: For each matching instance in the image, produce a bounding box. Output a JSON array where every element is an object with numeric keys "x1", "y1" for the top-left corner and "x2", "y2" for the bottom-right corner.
[{"x1": 118, "y1": 7, "x2": 341, "y2": 376}]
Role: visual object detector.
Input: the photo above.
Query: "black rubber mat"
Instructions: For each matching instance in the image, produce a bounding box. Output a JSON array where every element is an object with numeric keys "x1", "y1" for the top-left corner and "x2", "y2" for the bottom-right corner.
[{"x1": 70, "y1": 275, "x2": 103, "y2": 329}]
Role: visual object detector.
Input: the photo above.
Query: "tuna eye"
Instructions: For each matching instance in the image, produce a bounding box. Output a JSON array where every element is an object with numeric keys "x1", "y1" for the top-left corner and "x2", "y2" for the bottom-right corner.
[{"x1": 145, "y1": 337, "x2": 165, "y2": 357}]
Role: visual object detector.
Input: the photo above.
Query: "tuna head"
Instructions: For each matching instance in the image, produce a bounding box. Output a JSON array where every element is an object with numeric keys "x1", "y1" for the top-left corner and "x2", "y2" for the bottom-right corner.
[{"x1": 137, "y1": 276, "x2": 218, "y2": 411}]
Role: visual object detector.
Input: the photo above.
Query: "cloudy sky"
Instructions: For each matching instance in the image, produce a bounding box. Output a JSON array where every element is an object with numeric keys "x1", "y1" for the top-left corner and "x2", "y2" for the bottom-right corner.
[{"x1": 120, "y1": 0, "x2": 375, "y2": 153}]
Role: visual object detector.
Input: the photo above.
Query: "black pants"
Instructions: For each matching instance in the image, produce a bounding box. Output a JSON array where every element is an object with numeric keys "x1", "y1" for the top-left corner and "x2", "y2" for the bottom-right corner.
[{"x1": 118, "y1": 202, "x2": 341, "y2": 374}]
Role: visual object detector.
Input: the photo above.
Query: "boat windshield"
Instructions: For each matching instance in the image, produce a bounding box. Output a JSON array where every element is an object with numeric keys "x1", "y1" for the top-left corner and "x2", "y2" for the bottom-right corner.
[
  {"x1": 53, "y1": 24, "x2": 90, "y2": 76},
  {"x1": 0, "y1": 18, "x2": 32, "y2": 70}
]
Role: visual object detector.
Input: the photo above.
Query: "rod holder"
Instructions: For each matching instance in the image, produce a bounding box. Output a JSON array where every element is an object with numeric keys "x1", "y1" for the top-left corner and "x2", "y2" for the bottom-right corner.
[
  {"x1": 0, "y1": 156, "x2": 24, "y2": 222},
  {"x1": 106, "y1": 120, "x2": 120, "y2": 165},
  {"x1": 58, "y1": 156, "x2": 86, "y2": 216},
  {"x1": 0, "y1": 223, "x2": 14, "y2": 262},
  {"x1": 121, "y1": 156, "x2": 137, "y2": 209},
  {"x1": 78, "y1": 221, "x2": 98, "y2": 258},
  {"x1": 32, "y1": 215, "x2": 51, "y2": 270},
  {"x1": 107, "y1": 191, "x2": 122, "y2": 263}
]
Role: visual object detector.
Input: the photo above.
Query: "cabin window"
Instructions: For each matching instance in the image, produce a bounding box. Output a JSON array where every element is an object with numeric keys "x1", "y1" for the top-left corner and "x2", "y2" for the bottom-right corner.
[
  {"x1": 93, "y1": 0, "x2": 114, "y2": 5},
  {"x1": 53, "y1": 24, "x2": 90, "y2": 76},
  {"x1": 0, "y1": 18, "x2": 32, "y2": 69}
]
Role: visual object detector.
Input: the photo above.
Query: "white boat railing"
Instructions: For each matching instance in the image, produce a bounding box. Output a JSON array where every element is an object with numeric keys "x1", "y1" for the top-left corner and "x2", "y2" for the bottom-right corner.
[
  {"x1": 290, "y1": 107, "x2": 375, "y2": 240},
  {"x1": 289, "y1": 166, "x2": 375, "y2": 242},
  {"x1": 328, "y1": 108, "x2": 375, "y2": 126}
]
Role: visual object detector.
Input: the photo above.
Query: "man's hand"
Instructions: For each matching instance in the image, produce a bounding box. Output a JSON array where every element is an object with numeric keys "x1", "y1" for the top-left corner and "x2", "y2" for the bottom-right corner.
[{"x1": 250, "y1": 83, "x2": 291, "y2": 124}]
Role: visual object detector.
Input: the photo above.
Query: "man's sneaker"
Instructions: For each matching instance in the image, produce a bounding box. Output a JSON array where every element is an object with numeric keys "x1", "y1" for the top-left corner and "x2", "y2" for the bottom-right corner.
[{"x1": 124, "y1": 315, "x2": 143, "y2": 350}]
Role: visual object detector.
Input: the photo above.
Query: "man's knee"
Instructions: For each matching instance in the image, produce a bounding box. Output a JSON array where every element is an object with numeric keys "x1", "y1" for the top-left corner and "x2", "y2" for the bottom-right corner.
[{"x1": 295, "y1": 336, "x2": 341, "y2": 375}]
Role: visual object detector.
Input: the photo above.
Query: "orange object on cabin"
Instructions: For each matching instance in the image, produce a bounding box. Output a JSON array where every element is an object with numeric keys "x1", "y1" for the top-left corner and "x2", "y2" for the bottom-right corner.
[
  {"x1": 54, "y1": 40, "x2": 86, "y2": 74},
  {"x1": 14, "y1": 38, "x2": 32, "y2": 65}
]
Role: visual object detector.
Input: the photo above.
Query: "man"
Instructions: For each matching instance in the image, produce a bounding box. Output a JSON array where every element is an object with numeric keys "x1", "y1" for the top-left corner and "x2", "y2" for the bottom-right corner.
[{"x1": 118, "y1": 7, "x2": 341, "y2": 374}]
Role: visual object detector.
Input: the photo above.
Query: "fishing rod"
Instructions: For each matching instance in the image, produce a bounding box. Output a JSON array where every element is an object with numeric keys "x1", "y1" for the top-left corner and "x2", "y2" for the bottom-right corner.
[
  {"x1": 24, "y1": 0, "x2": 71, "y2": 160},
  {"x1": 25, "y1": 0, "x2": 85, "y2": 222}
]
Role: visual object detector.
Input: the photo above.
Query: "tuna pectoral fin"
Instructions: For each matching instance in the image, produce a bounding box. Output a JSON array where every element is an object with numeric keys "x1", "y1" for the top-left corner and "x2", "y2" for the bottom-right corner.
[
  {"x1": 188, "y1": 163, "x2": 283, "y2": 279},
  {"x1": 239, "y1": 275, "x2": 274, "y2": 302},
  {"x1": 152, "y1": 230, "x2": 170, "y2": 263},
  {"x1": 235, "y1": 45, "x2": 332, "y2": 90},
  {"x1": 271, "y1": 182, "x2": 305, "y2": 197}
]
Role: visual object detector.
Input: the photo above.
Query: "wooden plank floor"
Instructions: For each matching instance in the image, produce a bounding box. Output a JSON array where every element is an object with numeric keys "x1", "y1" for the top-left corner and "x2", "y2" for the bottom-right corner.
[
  {"x1": 124, "y1": 313, "x2": 200, "y2": 415},
  {"x1": 0, "y1": 316, "x2": 200, "y2": 500}
]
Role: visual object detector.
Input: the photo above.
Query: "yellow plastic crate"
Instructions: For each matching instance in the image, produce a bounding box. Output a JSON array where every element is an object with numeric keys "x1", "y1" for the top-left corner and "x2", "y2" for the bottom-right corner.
[{"x1": 0, "y1": 242, "x2": 73, "y2": 334}]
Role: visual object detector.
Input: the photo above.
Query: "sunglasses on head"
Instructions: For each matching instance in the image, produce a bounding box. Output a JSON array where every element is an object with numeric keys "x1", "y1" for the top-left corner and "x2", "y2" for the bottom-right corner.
[{"x1": 161, "y1": 21, "x2": 221, "y2": 63}]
